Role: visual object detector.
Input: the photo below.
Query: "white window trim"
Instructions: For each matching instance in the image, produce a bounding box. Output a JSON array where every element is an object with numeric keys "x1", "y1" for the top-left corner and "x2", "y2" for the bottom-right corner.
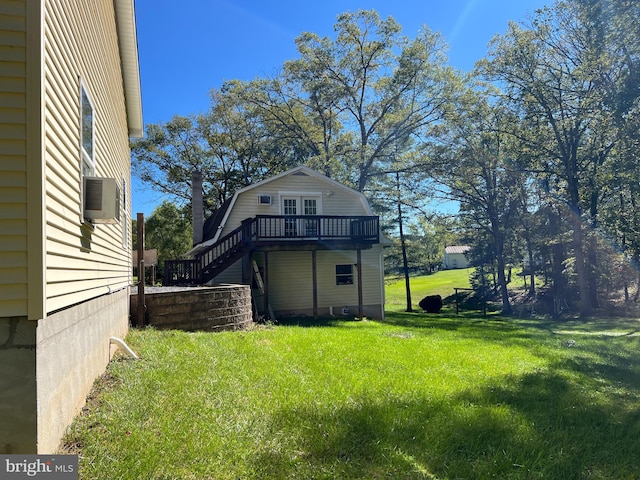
[
  {"x1": 79, "y1": 79, "x2": 95, "y2": 224},
  {"x1": 277, "y1": 191, "x2": 323, "y2": 215}
]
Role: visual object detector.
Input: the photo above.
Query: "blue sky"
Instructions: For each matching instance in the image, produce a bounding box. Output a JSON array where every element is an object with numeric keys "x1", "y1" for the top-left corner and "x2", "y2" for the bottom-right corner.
[{"x1": 132, "y1": 0, "x2": 550, "y2": 217}]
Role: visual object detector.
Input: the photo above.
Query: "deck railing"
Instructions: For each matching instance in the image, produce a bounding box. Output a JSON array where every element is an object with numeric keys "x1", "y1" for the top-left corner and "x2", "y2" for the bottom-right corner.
[
  {"x1": 252, "y1": 215, "x2": 379, "y2": 242},
  {"x1": 163, "y1": 215, "x2": 379, "y2": 285}
]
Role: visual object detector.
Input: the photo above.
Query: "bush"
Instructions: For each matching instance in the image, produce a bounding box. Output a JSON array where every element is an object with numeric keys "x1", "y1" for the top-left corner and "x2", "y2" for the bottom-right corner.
[{"x1": 419, "y1": 295, "x2": 443, "y2": 313}]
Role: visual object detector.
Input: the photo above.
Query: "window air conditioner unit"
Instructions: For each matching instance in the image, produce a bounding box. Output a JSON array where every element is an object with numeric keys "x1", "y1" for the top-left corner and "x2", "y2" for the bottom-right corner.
[
  {"x1": 258, "y1": 194, "x2": 272, "y2": 205},
  {"x1": 83, "y1": 177, "x2": 119, "y2": 223}
]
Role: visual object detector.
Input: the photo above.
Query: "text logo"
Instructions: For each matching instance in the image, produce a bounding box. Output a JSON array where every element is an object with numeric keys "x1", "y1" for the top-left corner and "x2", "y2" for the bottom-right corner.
[{"x1": 1, "y1": 455, "x2": 78, "y2": 479}]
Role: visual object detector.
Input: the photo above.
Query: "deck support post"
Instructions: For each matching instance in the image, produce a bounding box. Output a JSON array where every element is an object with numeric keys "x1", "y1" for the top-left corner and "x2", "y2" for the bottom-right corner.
[
  {"x1": 357, "y1": 248, "x2": 363, "y2": 320},
  {"x1": 242, "y1": 253, "x2": 252, "y2": 284},
  {"x1": 312, "y1": 250, "x2": 318, "y2": 318},
  {"x1": 263, "y1": 252, "x2": 269, "y2": 319}
]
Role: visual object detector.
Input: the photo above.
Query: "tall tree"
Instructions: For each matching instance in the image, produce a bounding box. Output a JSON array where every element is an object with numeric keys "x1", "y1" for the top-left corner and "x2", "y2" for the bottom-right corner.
[
  {"x1": 428, "y1": 92, "x2": 524, "y2": 314},
  {"x1": 145, "y1": 201, "x2": 193, "y2": 277},
  {"x1": 132, "y1": 10, "x2": 457, "y2": 232},
  {"x1": 131, "y1": 116, "x2": 207, "y2": 204},
  {"x1": 241, "y1": 10, "x2": 456, "y2": 193},
  {"x1": 476, "y1": 0, "x2": 634, "y2": 315}
]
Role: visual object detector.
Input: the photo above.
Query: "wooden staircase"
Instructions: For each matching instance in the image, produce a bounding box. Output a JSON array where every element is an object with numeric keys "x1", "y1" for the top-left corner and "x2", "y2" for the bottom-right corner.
[
  {"x1": 163, "y1": 215, "x2": 380, "y2": 286},
  {"x1": 164, "y1": 219, "x2": 256, "y2": 286}
]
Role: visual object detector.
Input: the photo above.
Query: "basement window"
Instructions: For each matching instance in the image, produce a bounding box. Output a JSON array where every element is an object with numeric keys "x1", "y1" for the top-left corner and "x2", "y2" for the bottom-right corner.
[{"x1": 335, "y1": 264, "x2": 353, "y2": 285}]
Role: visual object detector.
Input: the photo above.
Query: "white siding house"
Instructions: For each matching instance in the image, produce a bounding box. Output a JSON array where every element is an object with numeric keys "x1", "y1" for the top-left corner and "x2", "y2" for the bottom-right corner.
[
  {"x1": 169, "y1": 166, "x2": 387, "y2": 320},
  {"x1": 0, "y1": 0, "x2": 142, "y2": 453},
  {"x1": 443, "y1": 245, "x2": 471, "y2": 269}
]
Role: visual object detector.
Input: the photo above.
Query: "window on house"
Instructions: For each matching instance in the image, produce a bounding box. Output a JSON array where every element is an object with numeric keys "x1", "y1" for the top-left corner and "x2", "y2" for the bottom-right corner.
[
  {"x1": 80, "y1": 84, "x2": 95, "y2": 177},
  {"x1": 336, "y1": 264, "x2": 353, "y2": 285}
]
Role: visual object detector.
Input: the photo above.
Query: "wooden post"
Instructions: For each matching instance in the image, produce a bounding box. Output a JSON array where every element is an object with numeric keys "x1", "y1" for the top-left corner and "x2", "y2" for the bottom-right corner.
[
  {"x1": 136, "y1": 213, "x2": 145, "y2": 327},
  {"x1": 312, "y1": 250, "x2": 318, "y2": 319},
  {"x1": 263, "y1": 252, "x2": 269, "y2": 319},
  {"x1": 242, "y1": 254, "x2": 251, "y2": 284},
  {"x1": 357, "y1": 249, "x2": 363, "y2": 320}
]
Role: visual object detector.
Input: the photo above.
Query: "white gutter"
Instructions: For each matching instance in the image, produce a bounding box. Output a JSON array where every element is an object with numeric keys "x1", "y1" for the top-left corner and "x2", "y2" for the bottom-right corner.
[{"x1": 114, "y1": 0, "x2": 143, "y2": 137}]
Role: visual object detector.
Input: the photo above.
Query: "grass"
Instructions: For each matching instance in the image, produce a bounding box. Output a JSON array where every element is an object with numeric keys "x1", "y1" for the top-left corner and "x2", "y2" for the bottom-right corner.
[
  {"x1": 62, "y1": 271, "x2": 640, "y2": 479},
  {"x1": 386, "y1": 268, "x2": 475, "y2": 313},
  {"x1": 386, "y1": 268, "x2": 473, "y2": 302}
]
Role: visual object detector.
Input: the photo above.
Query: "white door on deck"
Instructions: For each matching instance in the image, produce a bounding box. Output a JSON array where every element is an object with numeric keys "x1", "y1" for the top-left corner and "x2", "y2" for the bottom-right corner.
[
  {"x1": 282, "y1": 197, "x2": 298, "y2": 237},
  {"x1": 302, "y1": 197, "x2": 318, "y2": 236},
  {"x1": 281, "y1": 196, "x2": 320, "y2": 237}
]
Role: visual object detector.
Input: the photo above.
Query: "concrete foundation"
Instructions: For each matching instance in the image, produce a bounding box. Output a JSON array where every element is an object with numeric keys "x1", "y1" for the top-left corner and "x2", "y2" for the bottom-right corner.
[
  {"x1": 0, "y1": 289, "x2": 129, "y2": 454},
  {"x1": 0, "y1": 317, "x2": 37, "y2": 454}
]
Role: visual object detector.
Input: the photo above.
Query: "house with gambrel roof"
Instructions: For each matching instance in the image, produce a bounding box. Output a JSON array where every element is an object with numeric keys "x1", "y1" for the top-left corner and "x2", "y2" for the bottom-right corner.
[{"x1": 165, "y1": 166, "x2": 388, "y2": 320}]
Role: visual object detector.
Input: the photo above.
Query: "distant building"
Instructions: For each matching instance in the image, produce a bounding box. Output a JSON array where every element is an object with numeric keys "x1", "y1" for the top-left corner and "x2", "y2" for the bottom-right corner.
[{"x1": 443, "y1": 245, "x2": 471, "y2": 269}]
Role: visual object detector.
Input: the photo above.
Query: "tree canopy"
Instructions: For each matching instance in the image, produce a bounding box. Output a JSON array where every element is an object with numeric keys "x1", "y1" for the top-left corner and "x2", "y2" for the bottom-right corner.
[{"x1": 132, "y1": 2, "x2": 640, "y2": 314}]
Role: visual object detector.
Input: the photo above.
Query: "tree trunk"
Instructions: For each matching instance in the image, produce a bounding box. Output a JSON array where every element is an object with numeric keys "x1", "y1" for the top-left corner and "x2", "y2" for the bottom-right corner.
[
  {"x1": 496, "y1": 252, "x2": 512, "y2": 315},
  {"x1": 526, "y1": 239, "x2": 536, "y2": 296},
  {"x1": 397, "y1": 172, "x2": 412, "y2": 312},
  {"x1": 586, "y1": 232, "x2": 599, "y2": 309},
  {"x1": 491, "y1": 221, "x2": 512, "y2": 315},
  {"x1": 587, "y1": 182, "x2": 600, "y2": 309},
  {"x1": 572, "y1": 218, "x2": 593, "y2": 317},
  {"x1": 548, "y1": 208, "x2": 566, "y2": 300}
]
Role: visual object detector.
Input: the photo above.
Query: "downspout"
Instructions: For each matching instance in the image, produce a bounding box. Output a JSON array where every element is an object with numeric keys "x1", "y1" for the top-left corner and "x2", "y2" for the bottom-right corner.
[{"x1": 109, "y1": 337, "x2": 139, "y2": 359}]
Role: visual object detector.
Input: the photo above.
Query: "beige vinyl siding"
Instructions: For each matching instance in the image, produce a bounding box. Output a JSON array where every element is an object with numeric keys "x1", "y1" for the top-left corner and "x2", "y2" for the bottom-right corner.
[
  {"x1": 211, "y1": 260, "x2": 242, "y2": 285},
  {"x1": 0, "y1": 0, "x2": 28, "y2": 316},
  {"x1": 316, "y1": 249, "x2": 383, "y2": 307},
  {"x1": 268, "y1": 251, "x2": 314, "y2": 311},
  {"x1": 265, "y1": 248, "x2": 383, "y2": 314},
  {"x1": 43, "y1": 0, "x2": 131, "y2": 313},
  {"x1": 219, "y1": 171, "x2": 370, "y2": 238}
]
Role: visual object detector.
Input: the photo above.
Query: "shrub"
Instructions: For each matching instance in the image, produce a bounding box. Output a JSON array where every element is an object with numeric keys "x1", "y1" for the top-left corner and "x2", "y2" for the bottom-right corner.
[{"x1": 419, "y1": 294, "x2": 443, "y2": 313}]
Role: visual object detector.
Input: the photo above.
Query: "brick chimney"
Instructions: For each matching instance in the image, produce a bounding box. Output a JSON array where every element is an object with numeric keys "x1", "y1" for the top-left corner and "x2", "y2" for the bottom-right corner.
[{"x1": 192, "y1": 170, "x2": 203, "y2": 246}]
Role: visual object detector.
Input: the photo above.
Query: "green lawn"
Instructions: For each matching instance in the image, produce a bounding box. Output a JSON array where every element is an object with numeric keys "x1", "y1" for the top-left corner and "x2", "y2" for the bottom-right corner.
[
  {"x1": 62, "y1": 271, "x2": 640, "y2": 479},
  {"x1": 386, "y1": 268, "x2": 474, "y2": 313}
]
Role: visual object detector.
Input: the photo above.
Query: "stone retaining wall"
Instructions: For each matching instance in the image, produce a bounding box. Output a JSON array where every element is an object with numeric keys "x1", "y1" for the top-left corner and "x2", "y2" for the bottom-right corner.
[{"x1": 130, "y1": 285, "x2": 253, "y2": 331}]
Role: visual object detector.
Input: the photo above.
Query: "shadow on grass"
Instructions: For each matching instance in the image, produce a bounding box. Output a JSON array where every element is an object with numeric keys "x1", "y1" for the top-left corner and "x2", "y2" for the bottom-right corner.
[
  {"x1": 271, "y1": 316, "x2": 360, "y2": 328},
  {"x1": 253, "y1": 312, "x2": 640, "y2": 477},
  {"x1": 384, "y1": 309, "x2": 640, "y2": 338},
  {"x1": 250, "y1": 365, "x2": 640, "y2": 479}
]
